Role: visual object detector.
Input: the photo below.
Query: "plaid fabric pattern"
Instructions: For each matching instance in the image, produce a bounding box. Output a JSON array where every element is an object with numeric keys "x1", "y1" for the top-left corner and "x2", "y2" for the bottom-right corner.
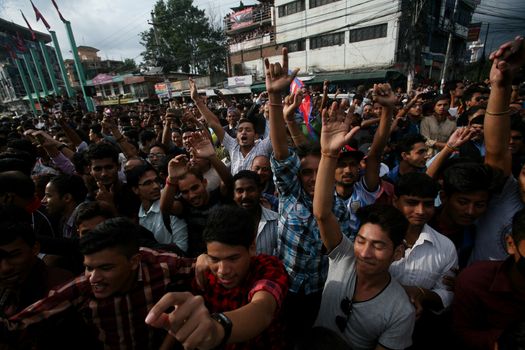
[
  {"x1": 271, "y1": 151, "x2": 351, "y2": 294},
  {"x1": 196, "y1": 254, "x2": 289, "y2": 350},
  {"x1": 5, "y1": 248, "x2": 195, "y2": 350}
]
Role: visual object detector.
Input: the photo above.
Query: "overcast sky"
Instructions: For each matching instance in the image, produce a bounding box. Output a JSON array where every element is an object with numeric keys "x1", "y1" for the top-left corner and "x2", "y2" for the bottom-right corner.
[{"x1": 1, "y1": 0, "x2": 524, "y2": 63}]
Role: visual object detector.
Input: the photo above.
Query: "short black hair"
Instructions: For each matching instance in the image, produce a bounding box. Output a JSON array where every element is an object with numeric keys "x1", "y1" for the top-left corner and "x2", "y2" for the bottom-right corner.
[
  {"x1": 356, "y1": 204, "x2": 408, "y2": 247},
  {"x1": 511, "y1": 208, "x2": 525, "y2": 244},
  {"x1": 296, "y1": 142, "x2": 321, "y2": 159},
  {"x1": 86, "y1": 142, "x2": 119, "y2": 164},
  {"x1": 464, "y1": 86, "x2": 489, "y2": 102},
  {"x1": 126, "y1": 163, "x2": 157, "y2": 188},
  {"x1": 442, "y1": 163, "x2": 496, "y2": 196},
  {"x1": 79, "y1": 217, "x2": 140, "y2": 258},
  {"x1": 49, "y1": 174, "x2": 88, "y2": 205},
  {"x1": 202, "y1": 205, "x2": 255, "y2": 249},
  {"x1": 0, "y1": 205, "x2": 36, "y2": 246},
  {"x1": 397, "y1": 134, "x2": 427, "y2": 155},
  {"x1": 444, "y1": 80, "x2": 462, "y2": 93},
  {"x1": 232, "y1": 170, "x2": 261, "y2": 189},
  {"x1": 395, "y1": 172, "x2": 440, "y2": 199},
  {"x1": 139, "y1": 130, "x2": 156, "y2": 145},
  {"x1": 0, "y1": 171, "x2": 35, "y2": 199},
  {"x1": 433, "y1": 94, "x2": 451, "y2": 105},
  {"x1": 75, "y1": 201, "x2": 116, "y2": 227}
]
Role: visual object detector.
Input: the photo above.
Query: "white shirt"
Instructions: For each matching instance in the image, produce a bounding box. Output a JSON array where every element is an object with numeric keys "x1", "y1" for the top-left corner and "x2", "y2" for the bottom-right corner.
[
  {"x1": 389, "y1": 224, "x2": 458, "y2": 308},
  {"x1": 222, "y1": 132, "x2": 272, "y2": 175},
  {"x1": 256, "y1": 205, "x2": 278, "y2": 256},
  {"x1": 138, "y1": 200, "x2": 188, "y2": 252}
]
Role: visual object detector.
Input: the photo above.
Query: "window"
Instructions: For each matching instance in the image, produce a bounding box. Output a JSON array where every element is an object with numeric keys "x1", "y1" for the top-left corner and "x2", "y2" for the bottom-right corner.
[
  {"x1": 278, "y1": 0, "x2": 305, "y2": 17},
  {"x1": 286, "y1": 39, "x2": 306, "y2": 53},
  {"x1": 310, "y1": 32, "x2": 345, "y2": 50},
  {"x1": 349, "y1": 23, "x2": 387, "y2": 43},
  {"x1": 309, "y1": 0, "x2": 340, "y2": 9}
]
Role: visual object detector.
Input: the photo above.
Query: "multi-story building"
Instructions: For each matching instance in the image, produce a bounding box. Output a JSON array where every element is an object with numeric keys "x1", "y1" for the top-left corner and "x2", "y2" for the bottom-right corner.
[
  {"x1": 226, "y1": 0, "x2": 477, "y2": 90},
  {"x1": 64, "y1": 46, "x2": 125, "y2": 88},
  {"x1": 0, "y1": 18, "x2": 63, "y2": 114}
]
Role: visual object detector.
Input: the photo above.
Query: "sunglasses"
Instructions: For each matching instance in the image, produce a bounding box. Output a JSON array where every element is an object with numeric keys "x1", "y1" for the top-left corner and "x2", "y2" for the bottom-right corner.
[{"x1": 335, "y1": 297, "x2": 353, "y2": 332}]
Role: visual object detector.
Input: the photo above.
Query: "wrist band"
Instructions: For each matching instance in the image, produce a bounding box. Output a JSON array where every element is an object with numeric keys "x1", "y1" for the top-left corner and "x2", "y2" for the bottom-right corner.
[
  {"x1": 485, "y1": 109, "x2": 510, "y2": 116},
  {"x1": 269, "y1": 103, "x2": 283, "y2": 107},
  {"x1": 446, "y1": 143, "x2": 458, "y2": 152},
  {"x1": 165, "y1": 177, "x2": 177, "y2": 187},
  {"x1": 321, "y1": 151, "x2": 339, "y2": 159}
]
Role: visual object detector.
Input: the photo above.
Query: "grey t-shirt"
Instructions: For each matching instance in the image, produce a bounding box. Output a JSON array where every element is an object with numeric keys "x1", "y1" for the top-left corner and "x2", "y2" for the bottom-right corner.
[{"x1": 315, "y1": 236, "x2": 415, "y2": 350}]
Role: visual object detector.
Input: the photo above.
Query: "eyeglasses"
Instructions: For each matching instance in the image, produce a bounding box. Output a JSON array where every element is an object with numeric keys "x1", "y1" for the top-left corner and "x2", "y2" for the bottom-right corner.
[
  {"x1": 335, "y1": 297, "x2": 353, "y2": 332},
  {"x1": 138, "y1": 177, "x2": 161, "y2": 186}
]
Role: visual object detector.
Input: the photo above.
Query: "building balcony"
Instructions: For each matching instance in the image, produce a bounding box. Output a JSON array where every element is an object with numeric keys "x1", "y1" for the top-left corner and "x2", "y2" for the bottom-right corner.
[{"x1": 229, "y1": 30, "x2": 275, "y2": 53}]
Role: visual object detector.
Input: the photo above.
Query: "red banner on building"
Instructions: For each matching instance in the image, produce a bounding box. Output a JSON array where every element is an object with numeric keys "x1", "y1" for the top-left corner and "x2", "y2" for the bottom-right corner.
[
  {"x1": 230, "y1": 8, "x2": 253, "y2": 30},
  {"x1": 467, "y1": 23, "x2": 482, "y2": 42}
]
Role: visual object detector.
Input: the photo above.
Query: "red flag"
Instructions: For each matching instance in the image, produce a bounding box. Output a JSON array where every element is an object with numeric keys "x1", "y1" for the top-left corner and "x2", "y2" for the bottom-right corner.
[
  {"x1": 31, "y1": 0, "x2": 51, "y2": 30},
  {"x1": 51, "y1": 0, "x2": 67, "y2": 22},
  {"x1": 20, "y1": 10, "x2": 36, "y2": 41},
  {"x1": 13, "y1": 32, "x2": 28, "y2": 52}
]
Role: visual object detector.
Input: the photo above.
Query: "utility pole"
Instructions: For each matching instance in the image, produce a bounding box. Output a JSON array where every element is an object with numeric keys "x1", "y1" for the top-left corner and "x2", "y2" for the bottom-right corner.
[
  {"x1": 440, "y1": 0, "x2": 459, "y2": 92},
  {"x1": 406, "y1": 0, "x2": 426, "y2": 93}
]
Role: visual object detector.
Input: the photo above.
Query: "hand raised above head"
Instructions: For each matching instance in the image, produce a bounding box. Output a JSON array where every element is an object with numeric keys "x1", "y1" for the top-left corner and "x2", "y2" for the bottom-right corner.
[
  {"x1": 489, "y1": 36, "x2": 525, "y2": 87},
  {"x1": 168, "y1": 154, "x2": 189, "y2": 179},
  {"x1": 264, "y1": 48, "x2": 300, "y2": 94},
  {"x1": 320, "y1": 101, "x2": 360, "y2": 155},
  {"x1": 372, "y1": 83, "x2": 397, "y2": 108}
]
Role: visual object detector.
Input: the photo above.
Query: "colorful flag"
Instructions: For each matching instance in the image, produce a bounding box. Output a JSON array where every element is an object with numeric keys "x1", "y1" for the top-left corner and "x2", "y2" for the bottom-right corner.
[
  {"x1": 289, "y1": 74, "x2": 317, "y2": 139},
  {"x1": 20, "y1": 10, "x2": 36, "y2": 41},
  {"x1": 290, "y1": 76, "x2": 304, "y2": 95},
  {"x1": 51, "y1": 0, "x2": 67, "y2": 22},
  {"x1": 31, "y1": 0, "x2": 51, "y2": 30}
]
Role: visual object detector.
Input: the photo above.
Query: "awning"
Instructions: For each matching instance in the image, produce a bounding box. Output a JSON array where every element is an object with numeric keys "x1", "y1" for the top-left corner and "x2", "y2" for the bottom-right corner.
[
  {"x1": 306, "y1": 70, "x2": 404, "y2": 85},
  {"x1": 250, "y1": 83, "x2": 266, "y2": 93}
]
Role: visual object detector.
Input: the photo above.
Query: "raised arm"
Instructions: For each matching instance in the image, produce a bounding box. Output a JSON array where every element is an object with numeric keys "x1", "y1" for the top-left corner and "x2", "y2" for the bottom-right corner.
[
  {"x1": 265, "y1": 48, "x2": 300, "y2": 160},
  {"x1": 320, "y1": 80, "x2": 330, "y2": 111},
  {"x1": 364, "y1": 84, "x2": 396, "y2": 191},
  {"x1": 426, "y1": 127, "x2": 474, "y2": 179},
  {"x1": 159, "y1": 155, "x2": 187, "y2": 216},
  {"x1": 189, "y1": 78, "x2": 225, "y2": 143},
  {"x1": 283, "y1": 90, "x2": 309, "y2": 148},
  {"x1": 313, "y1": 102, "x2": 360, "y2": 252},
  {"x1": 484, "y1": 36, "x2": 525, "y2": 176}
]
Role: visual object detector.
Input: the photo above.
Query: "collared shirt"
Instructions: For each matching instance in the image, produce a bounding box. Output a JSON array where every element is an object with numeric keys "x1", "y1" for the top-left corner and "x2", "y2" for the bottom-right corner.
[
  {"x1": 271, "y1": 151, "x2": 351, "y2": 294},
  {"x1": 223, "y1": 132, "x2": 272, "y2": 175},
  {"x1": 256, "y1": 205, "x2": 279, "y2": 256},
  {"x1": 5, "y1": 248, "x2": 195, "y2": 350},
  {"x1": 453, "y1": 258, "x2": 525, "y2": 349},
  {"x1": 339, "y1": 177, "x2": 381, "y2": 237},
  {"x1": 195, "y1": 254, "x2": 289, "y2": 350},
  {"x1": 420, "y1": 115, "x2": 457, "y2": 144},
  {"x1": 138, "y1": 200, "x2": 188, "y2": 252},
  {"x1": 389, "y1": 224, "x2": 458, "y2": 308}
]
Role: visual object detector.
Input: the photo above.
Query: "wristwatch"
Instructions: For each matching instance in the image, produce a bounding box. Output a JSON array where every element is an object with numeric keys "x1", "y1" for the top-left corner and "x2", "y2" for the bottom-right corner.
[{"x1": 211, "y1": 312, "x2": 232, "y2": 349}]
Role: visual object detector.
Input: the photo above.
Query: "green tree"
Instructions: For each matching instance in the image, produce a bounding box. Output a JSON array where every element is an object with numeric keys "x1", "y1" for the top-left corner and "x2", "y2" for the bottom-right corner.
[
  {"x1": 140, "y1": 0, "x2": 227, "y2": 74},
  {"x1": 117, "y1": 58, "x2": 138, "y2": 73}
]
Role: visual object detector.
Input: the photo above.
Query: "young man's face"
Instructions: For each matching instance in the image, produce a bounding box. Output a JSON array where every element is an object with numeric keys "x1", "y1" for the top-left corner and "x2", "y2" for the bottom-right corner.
[
  {"x1": 0, "y1": 238, "x2": 39, "y2": 288},
  {"x1": 233, "y1": 178, "x2": 261, "y2": 211},
  {"x1": 78, "y1": 215, "x2": 107, "y2": 237},
  {"x1": 236, "y1": 122, "x2": 257, "y2": 148},
  {"x1": 394, "y1": 195, "x2": 435, "y2": 228},
  {"x1": 335, "y1": 156, "x2": 360, "y2": 187},
  {"x1": 84, "y1": 247, "x2": 140, "y2": 299},
  {"x1": 251, "y1": 156, "x2": 272, "y2": 185},
  {"x1": 90, "y1": 158, "x2": 119, "y2": 187},
  {"x1": 354, "y1": 223, "x2": 401, "y2": 277},
  {"x1": 299, "y1": 154, "x2": 320, "y2": 198},
  {"x1": 147, "y1": 146, "x2": 166, "y2": 168},
  {"x1": 171, "y1": 131, "x2": 183, "y2": 148},
  {"x1": 408, "y1": 101, "x2": 423, "y2": 118},
  {"x1": 402, "y1": 142, "x2": 428, "y2": 169},
  {"x1": 434, "y1": 99, "x2": 450, "y2": 116},
  {"x1": 133, "y1": 170, "x2": 161, "y2": 204},
  {"x1": 206, "y1": 241, "x2": 253, "y2": 289},
  {"x1": 441, "y1": 191, "x2": 489, "y2": 226},
  {"x1": 452, "y1": 83, "x2": 465, "y2": 97},
  {"x1": 510, "y1": 130, "x2": 525, "y2": 155},
  {"x1": 467, "y1": 92, "x2": 488, "y2": 108},
  {"x1": 42, "y1": 182, "x2": 67, "y2": 216},
  {"x1": 178, "y1": 173, "x2": 208, "y2": 208}
]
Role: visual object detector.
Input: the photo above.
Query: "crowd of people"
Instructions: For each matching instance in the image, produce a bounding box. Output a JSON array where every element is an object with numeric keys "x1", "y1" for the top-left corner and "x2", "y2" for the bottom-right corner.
[{"x1": 0, "y1": 36, "x2": 524, "y2": 350}]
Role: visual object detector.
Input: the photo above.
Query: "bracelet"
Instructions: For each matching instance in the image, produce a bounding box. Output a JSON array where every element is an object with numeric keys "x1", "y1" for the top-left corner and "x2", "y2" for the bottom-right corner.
[
  {"x1": 269, "y1": 103, "x2": 283, "y2": 107},
  {"x1": 165, "y1": 177, "x2": 177, "y2": 187},
  {"x1": 321, "y1": 151, "x2": 339, "y2": 159},
  {"x1": 417, "y1": 287, "x2": 426, "y2": 297},
  {"x1": 485, "y1": 109, "x2": 511, "y2": 116},
  {"x1": 446, "y1": 143, "x2": 458, "y2": 152}
]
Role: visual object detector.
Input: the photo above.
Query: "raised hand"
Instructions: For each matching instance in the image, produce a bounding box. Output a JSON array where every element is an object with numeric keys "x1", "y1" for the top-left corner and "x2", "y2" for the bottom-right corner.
[
  {"x1": 283, "y1": 90, "x2": 303, "y2": 122},
  {"x1": 264, "y1": 48, "x2": 300, "y2": 94},
  {"x1": 189, "y1": 78, "x2": 204, "y2": 104},
  {"x1": 188, "y1": 131, "x2": 216, "y2": 159},
  {"x1": 321, "y1": 101, "x2": 360, "y2": 155},
  {"x1": 372, "y1": 83, "x2": 397, "y2": 108},
  {"x1": 96, "y1": 181, "x2": 114, "y2": 204},
  {"x1": 447, "y1": 126, "x2": 475, "y2": 149},
  {"x1": 168, "y1": 154, "x2": 189, "y2": 179},
  {"x1": 489, "y1": 36, "x2": 525, "y2": 87}
]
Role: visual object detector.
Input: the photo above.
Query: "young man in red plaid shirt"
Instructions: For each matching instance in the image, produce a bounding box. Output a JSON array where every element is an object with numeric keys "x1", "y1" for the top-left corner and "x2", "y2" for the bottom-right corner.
[{"x1": 147, "y1": 205, "x2": 289, "y2": 349}]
